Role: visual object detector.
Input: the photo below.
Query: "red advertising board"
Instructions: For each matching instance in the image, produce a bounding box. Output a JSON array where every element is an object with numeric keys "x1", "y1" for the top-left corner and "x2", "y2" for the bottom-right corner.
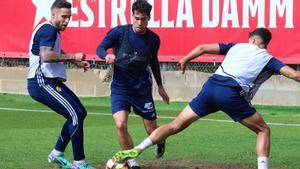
[{"x1": 0, "y1": 0, "x2": 299, "y2": 63}]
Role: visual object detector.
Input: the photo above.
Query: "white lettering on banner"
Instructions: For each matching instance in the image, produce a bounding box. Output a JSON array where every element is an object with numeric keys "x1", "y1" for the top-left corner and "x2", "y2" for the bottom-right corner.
[
  {"x1": 148, "y1": 0, "x2": 160, "y2": 28},
  {"x1": 242, "y1": 0, "x2": 265, "y2": 28},
  {"x1": 32, "y1": 0, "x2": 295, "y2": 29},
  {"x1": 80, "y1": 0, "x2": 94, "y2": 27},
  {"x1": 202, "y1": 0, "x2": 219, "y2": 28},
  {"x1": 161, "y1": 0, "x2": 175, "y2": 28},
  {"x1": 111, "y1": 0, "x2": 127, "y2": 27},
  {"x1": 269, "y1": 0, "x2": 294, "y2": 28},
  {"x1": 221, "y1": 0, "x2": 239, "y2": 28},
  {"x1": 202, "y1": 0, "x2": 293, "y2": 28},
  {"x1": 98, "y1": 0, "x2": 105, "y2": 27},
  {"x1": 176, "y1": 0, "x2": 194, "y2": 28}
]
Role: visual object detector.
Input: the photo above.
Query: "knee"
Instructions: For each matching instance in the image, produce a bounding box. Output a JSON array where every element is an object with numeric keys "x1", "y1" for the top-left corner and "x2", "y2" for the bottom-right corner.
[
  {"x1": 262, "y1": 125, "x2": 271, "y2": 135},
  {"x1": 77, "y1": 109, "x2": 87, "y2": 121},
  {"x1": 115, "y1": 120, "x2": 128, "y2": 133},
  {"x1": 256, "y1": 124, "x2": 270, "y2": 137},
  {"x1": 168, "y1": 123, "x2": 182, "y2": 134}
]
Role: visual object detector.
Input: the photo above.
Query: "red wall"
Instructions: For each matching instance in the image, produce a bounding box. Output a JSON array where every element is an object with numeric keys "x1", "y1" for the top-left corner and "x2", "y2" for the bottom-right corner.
[{"x1": 0, "y1": 0, "x2": 299, "y2": 63}]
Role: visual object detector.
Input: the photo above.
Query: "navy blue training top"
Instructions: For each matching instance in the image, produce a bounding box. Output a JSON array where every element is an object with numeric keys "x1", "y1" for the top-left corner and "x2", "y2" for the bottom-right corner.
[{"x1": 96, "y1": 25, "x2": 162, "y2": 94}]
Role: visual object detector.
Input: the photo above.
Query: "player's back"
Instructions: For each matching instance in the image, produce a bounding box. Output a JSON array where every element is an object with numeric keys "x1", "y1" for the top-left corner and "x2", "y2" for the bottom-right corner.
[{"x1": 215, "y1": 43, "x2": 272, "y2": 85}]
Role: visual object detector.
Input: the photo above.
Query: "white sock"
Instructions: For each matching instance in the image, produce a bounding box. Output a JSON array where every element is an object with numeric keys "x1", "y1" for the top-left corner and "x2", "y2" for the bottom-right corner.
[
  {"x1": 257, "y1": 156, "x2": 268, "y2": 169},
  {"x1": 74, "y1": 160, "x2": 85, "y2": 164},
  {"x1": 52, "y1": 149, "x2": 63, "y2": 156},
  {"x1": 127, "y1": 158, "x2": 139, "y2": 167},
  {"x1": 135, "y1": 137, "x2": 153, "y2": 151}
]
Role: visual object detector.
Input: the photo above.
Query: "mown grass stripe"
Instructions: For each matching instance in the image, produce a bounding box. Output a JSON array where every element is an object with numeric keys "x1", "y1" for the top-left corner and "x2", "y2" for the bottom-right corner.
[{"x1": 1, "y1": 107, "x2": 300, "y2": 127}]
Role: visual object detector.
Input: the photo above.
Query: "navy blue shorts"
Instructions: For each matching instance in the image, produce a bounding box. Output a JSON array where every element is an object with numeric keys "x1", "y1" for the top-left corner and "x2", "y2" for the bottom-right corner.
[
  {"x1": 189, "y1": 79, "x2": 256, "y2": 122},
  {"x1": 111, "y1": 92, "x2": 157, "y2": 120}
]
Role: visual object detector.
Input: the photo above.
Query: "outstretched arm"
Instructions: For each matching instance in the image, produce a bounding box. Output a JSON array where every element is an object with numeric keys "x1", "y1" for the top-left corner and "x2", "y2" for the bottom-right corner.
[
  {"x1": 177, "y1": 43, "x2": 220, "y2": 74},
  {"x1": 280, "y1": 65, "x2": 300, "y2": 82},
  {"x1": 40, "y1": 46, "x2": 85, "y2": 62}
]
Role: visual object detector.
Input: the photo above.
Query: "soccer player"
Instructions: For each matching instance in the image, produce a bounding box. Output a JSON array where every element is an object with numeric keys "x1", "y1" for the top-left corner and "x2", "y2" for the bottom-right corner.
[
  {"x1": 96, "y1": 0, "x2": 169, "y2": 168},
  {"x1": 27, "y1": 0, "x2": 94, "y2": 169},
  {"x1": 112, "y1": 28, "x2": 300, "y2": 169}
]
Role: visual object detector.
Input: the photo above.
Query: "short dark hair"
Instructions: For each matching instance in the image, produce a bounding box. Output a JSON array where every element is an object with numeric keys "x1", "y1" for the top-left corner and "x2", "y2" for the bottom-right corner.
[
  {"x1": 51, "y1": 0, "x2": 72, "y2": 10},
  {"x1": 249, "y1": 28, "x2": 272, "y2": 45},
  {"x1": 132, "y1": 0, "x2": 152, "y2": 16}
]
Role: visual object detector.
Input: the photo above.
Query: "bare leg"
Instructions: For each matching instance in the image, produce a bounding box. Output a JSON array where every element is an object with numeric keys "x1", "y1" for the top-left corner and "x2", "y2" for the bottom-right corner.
[
  {"x1": 143, "y1": 118, "x2": 165, "y2": 158},
  {"x1": 143, "y1": 119, "x2": 158, "y2": 135},
  {"x1": 113, "y1": 110, "x2": 134, "y2": 150},
  {"x1": 112, "y1": 105, "x2": 201, "y2": 162},
  {"x1": 149, "y1": 105, "x2": 200, "y2": 144},
  {"x1": 240, "y1": 112, "x2": 270, "y2": 157},
  {"x1": 113, "y1": 111, "x2": 141, "y2": 167},
  {"x1": 240, "y1": 112, "x2": 270, "y2": 169}
]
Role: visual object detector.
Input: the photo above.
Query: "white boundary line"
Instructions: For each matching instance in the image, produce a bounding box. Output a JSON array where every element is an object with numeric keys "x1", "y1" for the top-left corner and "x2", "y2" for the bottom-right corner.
[{"x1": 0, "y1": 107, "x2": 300, "y2": 127}]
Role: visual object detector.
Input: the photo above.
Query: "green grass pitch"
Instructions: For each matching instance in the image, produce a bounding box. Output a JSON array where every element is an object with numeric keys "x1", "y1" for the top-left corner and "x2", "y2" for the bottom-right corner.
[{"x1": 0, "y1": 93, "x2": 299, "y2": 169}]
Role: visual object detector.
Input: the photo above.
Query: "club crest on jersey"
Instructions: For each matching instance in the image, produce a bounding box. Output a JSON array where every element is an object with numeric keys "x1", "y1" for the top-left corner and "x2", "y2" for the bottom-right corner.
[{"x1": 56, "y1": 86, "x2": 62, "y2": 92}]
